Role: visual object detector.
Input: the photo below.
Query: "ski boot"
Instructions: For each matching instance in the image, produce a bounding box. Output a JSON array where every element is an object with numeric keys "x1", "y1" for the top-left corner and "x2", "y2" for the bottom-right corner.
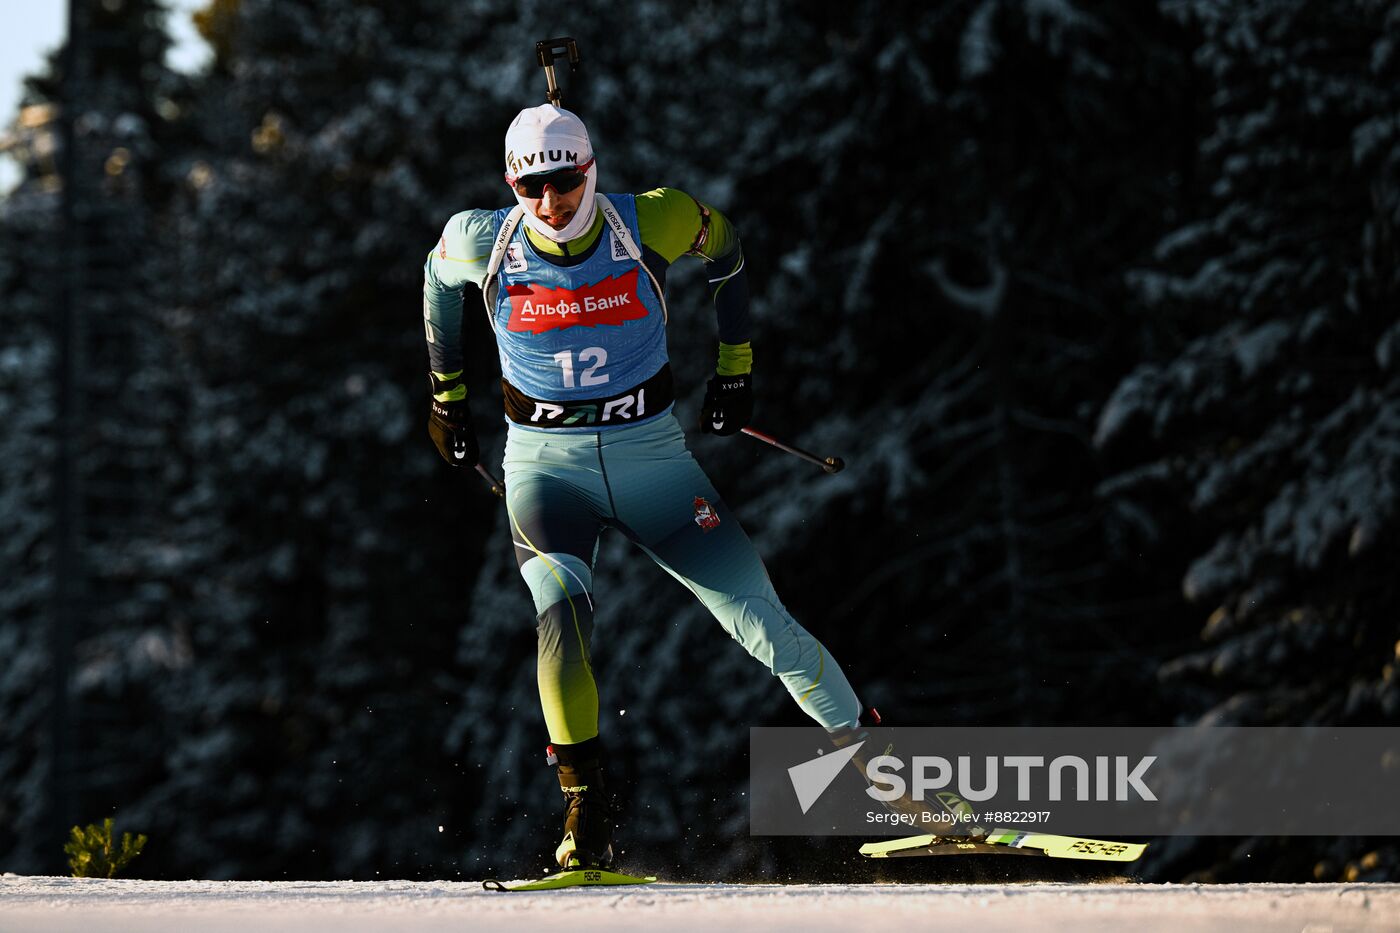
[
  {"x1": 828, "y1": 706, "x2": 984, "y2": 838},
  {"x1": 548, "y1": 738, "x2": 614, "y2": 870}
]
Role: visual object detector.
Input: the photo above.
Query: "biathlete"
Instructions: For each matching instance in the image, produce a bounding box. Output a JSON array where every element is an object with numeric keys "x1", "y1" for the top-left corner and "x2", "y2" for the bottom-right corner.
[{"x1": 421, "y1": 103, "x2": 866, "y2": 869}]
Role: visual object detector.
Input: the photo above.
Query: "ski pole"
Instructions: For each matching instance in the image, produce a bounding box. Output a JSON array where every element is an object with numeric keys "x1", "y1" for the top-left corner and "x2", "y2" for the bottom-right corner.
[
  {"x1": 475, "y1": 463, "x2": 505, "y2": 498},
  {"x1": 740, "y1": 426, "x2": 845, "y2": 474}
]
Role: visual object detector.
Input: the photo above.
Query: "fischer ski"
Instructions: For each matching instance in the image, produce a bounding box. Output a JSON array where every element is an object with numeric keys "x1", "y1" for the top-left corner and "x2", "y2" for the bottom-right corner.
[
  {"x1": 482, "y1": 868, "x2": 658, "y2": 892},
  {"x1": 859, "y1": 828, "x2": 1147, "y2": 863}
]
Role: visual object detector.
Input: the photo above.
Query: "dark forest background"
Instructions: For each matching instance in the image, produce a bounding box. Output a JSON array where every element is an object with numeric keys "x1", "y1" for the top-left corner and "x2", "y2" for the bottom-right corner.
[{"x1": 1, "y1": 0, "x2": 1397, "y2": 884}]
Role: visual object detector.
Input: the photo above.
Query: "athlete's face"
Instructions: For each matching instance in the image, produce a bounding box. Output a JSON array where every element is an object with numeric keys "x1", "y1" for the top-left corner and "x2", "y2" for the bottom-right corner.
[{"x1": 528, "y1": 181, "x2": 587, "y2": 231}]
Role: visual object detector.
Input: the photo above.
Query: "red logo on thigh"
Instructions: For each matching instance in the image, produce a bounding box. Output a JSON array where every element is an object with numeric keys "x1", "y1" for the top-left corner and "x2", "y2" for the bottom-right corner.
[{"x1": 693, "y1": 496, "x2": 720, "y2": 532}]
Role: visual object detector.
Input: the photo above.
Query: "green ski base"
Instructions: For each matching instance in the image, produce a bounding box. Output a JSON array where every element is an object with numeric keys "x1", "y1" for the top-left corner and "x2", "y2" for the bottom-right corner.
[
  {"x1": 859, "y1": 828, "x2": 1147, "y2": 863},
  {"x1": 483, "y1": 868, "x2": 659, "y2": 892}
]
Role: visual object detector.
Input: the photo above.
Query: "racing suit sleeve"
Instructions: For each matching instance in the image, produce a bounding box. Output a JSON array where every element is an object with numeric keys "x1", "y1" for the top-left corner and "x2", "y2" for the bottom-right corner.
[
  {"x1": 422, "y1": 210, "x2": 496, "y2": 400},
  {"x1": 635, "y1": 188, "x2": 752, "y2": 376}
]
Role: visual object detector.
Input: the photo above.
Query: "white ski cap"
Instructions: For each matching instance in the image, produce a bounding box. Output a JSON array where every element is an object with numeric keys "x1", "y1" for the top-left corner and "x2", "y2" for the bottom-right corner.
[{"x1": 504, "y1": 104, "x2": 592, "y2": 179}]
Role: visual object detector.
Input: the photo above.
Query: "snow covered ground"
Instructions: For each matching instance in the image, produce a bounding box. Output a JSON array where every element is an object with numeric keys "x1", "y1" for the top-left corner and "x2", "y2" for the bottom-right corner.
[{"x1": 2, "y1": 875, "x2": 1397, "y2": 933}]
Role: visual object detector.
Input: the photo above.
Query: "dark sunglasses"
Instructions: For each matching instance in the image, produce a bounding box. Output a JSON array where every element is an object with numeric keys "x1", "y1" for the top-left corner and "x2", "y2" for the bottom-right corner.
[{"x1": 506, "y1": 159, "x2": 595, "y2": 198}]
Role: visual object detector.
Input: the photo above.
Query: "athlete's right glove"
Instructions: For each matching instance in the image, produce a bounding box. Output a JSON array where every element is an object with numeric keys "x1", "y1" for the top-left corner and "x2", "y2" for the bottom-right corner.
[
  {"x1": 699, "y1": 372, "x2": 753, "y2": 436},
  {"x1": 427, "y1": 374, "x2": 479, "y2": 467}
]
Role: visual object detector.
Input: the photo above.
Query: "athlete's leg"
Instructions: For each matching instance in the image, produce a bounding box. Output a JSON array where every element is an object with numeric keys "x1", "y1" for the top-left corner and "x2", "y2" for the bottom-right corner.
[
  {"x1": 603, "y1": 416, "x2": 861, "y2": 730},
  {"x1": 503, "y1": 431, "x2": 621, "y2": 868},
  {"x1": 503, "y1": 434, "x2": 610, "y2": 746}
]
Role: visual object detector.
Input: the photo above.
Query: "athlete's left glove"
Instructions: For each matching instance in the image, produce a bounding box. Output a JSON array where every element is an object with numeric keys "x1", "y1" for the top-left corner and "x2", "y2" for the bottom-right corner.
[
  {"x1": 699, "y1": 372, "x2": 753, "y2": 436},
  {"x1": 427, "y1": 375, "x2": 480, "y2": 467}
]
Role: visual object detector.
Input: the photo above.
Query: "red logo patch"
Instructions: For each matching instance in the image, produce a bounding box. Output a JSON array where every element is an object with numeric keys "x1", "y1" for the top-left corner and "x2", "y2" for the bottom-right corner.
[
  {"x1": 693, "y1": 496, "x2": 720, "y2": 532},
  {"x1": 439, "y1": 236, "x2": 447, "y2": 259},
  {"x1": 506, "y1": 269, "x2": 646, "y2": 334}
]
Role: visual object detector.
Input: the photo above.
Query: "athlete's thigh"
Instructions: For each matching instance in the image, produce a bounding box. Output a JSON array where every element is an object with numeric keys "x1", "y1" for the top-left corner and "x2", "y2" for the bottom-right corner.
[
  {"x1": 610, "y1": 441, "x2": 774, "y2": 601},
  {"x1": 505, "y1": 467, "x2": 605, "y2": 576},
  {"x1": 502, "y1": 429, "x2": 612, "y2": 574}
]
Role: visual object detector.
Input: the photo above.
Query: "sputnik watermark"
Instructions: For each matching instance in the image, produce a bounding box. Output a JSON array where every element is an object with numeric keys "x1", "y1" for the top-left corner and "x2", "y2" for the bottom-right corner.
[
  {"x1": 865, "y1": 754, "x2": 1157, "y2": 803},
  {"x1": 754, "y1": 726, "x2": 1400, "y2": 836},
  {"x1": 788, "y1": 746, "x2": 1157, "y2": 815}
]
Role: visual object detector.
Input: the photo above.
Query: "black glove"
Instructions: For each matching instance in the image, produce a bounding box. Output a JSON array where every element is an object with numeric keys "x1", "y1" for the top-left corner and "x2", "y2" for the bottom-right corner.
[
  {"x1": 699, "y1": 372, "x2": 753, "y2": 436},
  {"x1": 428, "y1": 378, "x2": 479, "y2": 467}
]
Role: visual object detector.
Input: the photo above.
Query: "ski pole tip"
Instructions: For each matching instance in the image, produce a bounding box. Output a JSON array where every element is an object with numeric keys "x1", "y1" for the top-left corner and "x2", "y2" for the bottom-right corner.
[{"x1": 824, "y1": 456, "x2": 845, "y2": 474}]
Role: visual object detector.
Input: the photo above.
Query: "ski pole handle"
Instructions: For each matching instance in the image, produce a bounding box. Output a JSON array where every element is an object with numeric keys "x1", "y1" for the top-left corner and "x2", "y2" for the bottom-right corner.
[
  {"x1": 740, "y1": 426, "x2": 845, "y2": 474},
  {"x1": 475, "y1": 464, "x2": 505, "y2": 498}
]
